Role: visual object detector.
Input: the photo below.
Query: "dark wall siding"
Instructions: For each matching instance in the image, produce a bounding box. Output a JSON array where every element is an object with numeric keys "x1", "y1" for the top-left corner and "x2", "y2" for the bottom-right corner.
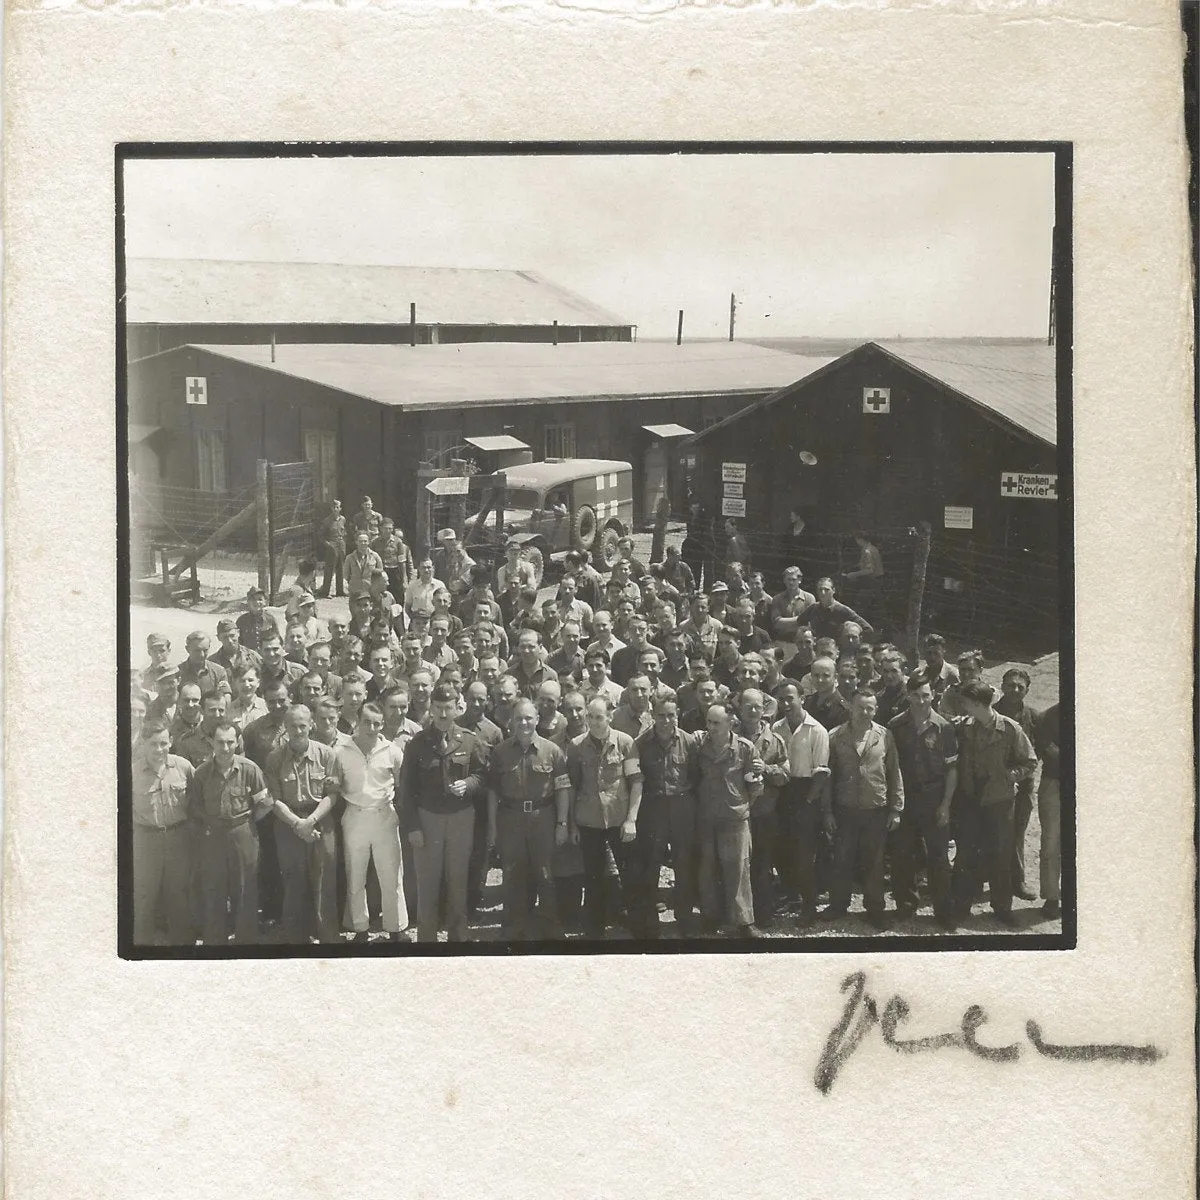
[{"x1": 694, "y1": 347, "x2": 1058, "y2": 553}]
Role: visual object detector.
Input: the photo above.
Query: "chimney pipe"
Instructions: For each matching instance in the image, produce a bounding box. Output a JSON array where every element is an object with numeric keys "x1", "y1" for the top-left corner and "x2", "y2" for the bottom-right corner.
[
  {"x1": 270, "y1": 329, "x2": 276, "y2": 363},
  {"x1": 410, "y1": 302, "x2": 417, "y2": 347},
  {"x1": 676, "y1": 309, "x2": 684, "y2": 346},
  {"x1": 552, "y1": 319, "x2": 558, "y2": 346}
]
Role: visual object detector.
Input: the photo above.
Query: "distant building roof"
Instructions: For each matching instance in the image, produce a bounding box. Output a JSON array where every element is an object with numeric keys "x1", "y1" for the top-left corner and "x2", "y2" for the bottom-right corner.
[
  {"x1": 179, "y1": 341, "x2": 822, "y2": 411},
  {"x1": 691, "y1": 340, "x2": 1056, "y2": 447},
  {"x1": 126, "y1": 257, "x2": 631, "y2": 328}
]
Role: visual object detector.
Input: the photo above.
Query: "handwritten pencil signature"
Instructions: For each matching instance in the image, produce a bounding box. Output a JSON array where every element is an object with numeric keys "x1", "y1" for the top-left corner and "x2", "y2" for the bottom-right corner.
[{"x1": 816, "y1": 971, "x2": 1165, "y2": 1094}]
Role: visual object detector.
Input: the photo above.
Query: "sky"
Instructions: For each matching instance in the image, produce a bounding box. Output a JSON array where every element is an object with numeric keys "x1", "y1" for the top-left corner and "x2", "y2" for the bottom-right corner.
[{"x1": 123, "y1": 151, "x2": 1056, "y2": 340}]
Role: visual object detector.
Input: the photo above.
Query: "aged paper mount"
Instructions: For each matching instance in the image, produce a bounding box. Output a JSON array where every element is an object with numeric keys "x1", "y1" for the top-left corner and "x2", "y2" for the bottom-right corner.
[{"x1": 4, "y1": 2, "x2": 1196, "y2": 1198}]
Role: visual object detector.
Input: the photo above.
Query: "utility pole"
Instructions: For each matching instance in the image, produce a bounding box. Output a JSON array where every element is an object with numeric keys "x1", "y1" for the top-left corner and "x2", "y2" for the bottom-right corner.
[
  {"x1": 676, "y1": 309, "x2": 684, "y2": 346},
  {"x1": 1047, "y1": 225, "x2": 1057, "y2": 346},
  {"x1": 729, "y1": 293, "x2": 736, "y2": 341}
]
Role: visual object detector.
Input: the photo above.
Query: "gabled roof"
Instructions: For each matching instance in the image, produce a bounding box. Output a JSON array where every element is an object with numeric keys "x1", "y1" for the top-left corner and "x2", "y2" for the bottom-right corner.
[
  {"x1": 173, "y1": 340, "x2": 820, "y2": 411},
  {"x1": 874, "y1": 340, "x2": 1056, "y2": 445},
  {"x1": 125, "y1": 257, "x2": 631, "y2": 328},
  {"x1": 689, "y1": 340, "x2": 1056, "y2": 447}
]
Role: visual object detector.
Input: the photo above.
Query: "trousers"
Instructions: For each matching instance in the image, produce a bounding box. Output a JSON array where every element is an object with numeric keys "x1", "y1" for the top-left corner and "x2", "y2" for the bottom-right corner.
[
  {"x1": 630, "y1": 792, "x2": 699, "y2": 935},
  {"x1": 1038, "y1": 777, "x2": 1061, "y2": 905},
  {"x1": 342, "y1": 805, "x2": 407, "y2": 933},
  {"x1": 578, "y1": 825, "x2": 633, "y2": 938},
  {"x1": 749, "y1": 809, "x2": 779, "y2": 926},
  {"x1": 317, "y1": 547, "x2": 345, "y2": 597},
  {"x1": 201, "y1": 820, "x2": 260, "y2": 943},
  {"x1": 697, "y1": 817, "x2": 753, "y2": 927},
  {"x1": 274, "y1": 819, "x2": 339, "y2": 943},
  {"x1": 776, "y1": 779, "x2": 821, "y2": 911},
  {"x1": 891, "y1": 795, "x2": 952, "y2": 918},
  {"x1": 1012, "y1": 780, "x2": 1034, "y2": 889},
  {"x1": 414, "y1": 805, "x2": 475, "y2": 942},
  {"x1": 496, "y1": 805, "x2": 559, "y2": 938},
  {"x1": 133, "y1": 823, "x2": 193, "y2": 945},
  {"x1": 830, "y1": 806, "x2": 888, "y2": 916},
  {"x1": 256, "y1": 811, "x2": 283, "y2": 924},
  {"x1": 953, "y1": 797, "x2": 1015, "y2": 916}
]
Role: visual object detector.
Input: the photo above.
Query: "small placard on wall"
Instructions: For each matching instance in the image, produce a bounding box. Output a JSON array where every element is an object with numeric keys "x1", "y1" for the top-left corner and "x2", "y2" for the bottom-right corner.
[
  {"x1": 723, "y1": 481, "x2": 743, "y2": 498},
  {"x1": 721, "y1": 462, "x2": 747, "y2": 484},
  {"x1": 721, "y1": 497, "x2": 747, "y2": 517},
  {"x1": 944, "y1": 505, "x2": 974, "y2": 530}
]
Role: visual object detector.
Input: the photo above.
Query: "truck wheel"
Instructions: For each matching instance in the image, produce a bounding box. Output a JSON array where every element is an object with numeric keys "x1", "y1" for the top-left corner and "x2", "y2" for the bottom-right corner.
[
  {"x1": 572, "y1": 505, "x2": 598, "y2": 550},
  {"x1": 521, "y1": 544, "x2": 545, "y2": 590},
  {"x1": 598, "y1": 526, "x2": 621, "y2": 570}
]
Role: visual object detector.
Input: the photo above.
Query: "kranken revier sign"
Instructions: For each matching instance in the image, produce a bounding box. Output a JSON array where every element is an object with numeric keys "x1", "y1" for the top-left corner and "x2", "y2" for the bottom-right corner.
[{"x1": 1000, "y1": 472, "x2": 1057, "y2": 499}]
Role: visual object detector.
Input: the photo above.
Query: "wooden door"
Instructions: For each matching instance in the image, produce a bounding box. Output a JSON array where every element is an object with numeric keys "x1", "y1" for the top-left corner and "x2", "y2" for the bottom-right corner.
[{"x1": 304, "y1": 429, "x2": 339, "y2": 504}]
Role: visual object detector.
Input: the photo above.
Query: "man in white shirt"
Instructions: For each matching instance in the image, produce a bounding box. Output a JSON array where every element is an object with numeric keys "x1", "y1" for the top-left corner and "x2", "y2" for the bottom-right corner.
[
  {"x1": 329, "y1": 703, "x2": 409, "y2": 943},
  {"x1": 579, "y1": 648, "x2": 624, "y2": 710},
  {"x1": 404, "y1": 557, "x2": 445, "y2": 621},
  {"x1": 775, "y1": 681, "x2": 831, "y2": 925}
]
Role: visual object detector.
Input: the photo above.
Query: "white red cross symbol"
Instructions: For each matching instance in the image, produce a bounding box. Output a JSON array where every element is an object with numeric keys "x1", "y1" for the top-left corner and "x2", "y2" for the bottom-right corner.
[
  {"x1": 862, "y1": 386, "x2": 890, "y2": 414},
  {"x1": 185, "y1": 376, "x2": 207, "y2": 405}
]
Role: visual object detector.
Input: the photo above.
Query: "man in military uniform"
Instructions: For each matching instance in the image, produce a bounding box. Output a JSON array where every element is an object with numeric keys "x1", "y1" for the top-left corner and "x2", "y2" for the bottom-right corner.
[
  {"x1": 236, "y1": 585, "x2": 280, "y2": 654},
  {"x1": 695, "y1": 704, "x2": 764, "y2": 937},
  {"x1": 566, "y1": 697, "x2": 642, "y2": 939},
  {"x1": 258, "y1": 631, "x2": 305, "y2": 696},
  {"x1": 242, "y1": 677, "x2": 292, "y2": 927},
  {"x1": 169, "y1": 682, "x2": 205, "y2": 753},
  {"x1": 175, "y1": 690, "x2": 239, "y2": 768},
  {"x1": 132, "y1": 719, "x2": 195, "y2": 945},
  {"x1": 187, "y1": 721, "x2": 273, "y2": 944},
  {"x1": 265, "y1": 704, "x2": 340, "y2": 944},
  {"x1": 211, "y1": 618, "x2": 262, "y2": 677},
  {"x1": 631, "y1": 695, "x2": 700, "y2": 936},
  {"x1": 737, "y1": 689, "x2": 790, "y2": 929},
  {"x1": 823, "y1": 689, "x2": 905, "y2": 931},
  {"x1": 486, "y1": 698, "x2": 572, "y2": 940},
  {"x1": 952, "y1": 680, "x2": 1038, "y2": 927},
  {"x1": 888, "y1": 675, "x2": 959, "y2": 931},
  {"x1": 398, "y1": 683, "x2": 490, "y2": 943}
]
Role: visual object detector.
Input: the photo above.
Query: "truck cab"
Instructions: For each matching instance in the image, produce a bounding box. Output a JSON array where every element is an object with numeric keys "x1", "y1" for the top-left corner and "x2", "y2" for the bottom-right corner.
[{"x1": 480, "y1": 458, "x2": 633, "y2": 587}]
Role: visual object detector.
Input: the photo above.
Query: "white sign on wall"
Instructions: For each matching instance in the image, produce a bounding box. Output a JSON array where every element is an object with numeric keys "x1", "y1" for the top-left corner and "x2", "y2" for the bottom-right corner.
[
  {"x1": 862, "y1": 386, "x2": 890, "y2": 414},
  {"x1": 721, "y1": 497, "x2": 747, "y2": 517},
  {"x1": 1001, "y1": 472, "x2": 1057, "y2": 499},
  {"x1": 721, "y1": 462, "x2": 747, "y2": 483},
  {"x1": 723, "y1": 482, "x2": 744, "y2": 499},
  {"x1": 944, "y1": 505, "x2": 974, "y2": 530},
  {"x1": 185, "y1": 376, "x2": 208, "y2": 406}
]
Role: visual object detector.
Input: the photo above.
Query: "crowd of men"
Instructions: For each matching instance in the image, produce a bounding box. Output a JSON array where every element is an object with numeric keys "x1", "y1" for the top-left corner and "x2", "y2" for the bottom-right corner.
[{"x1": 129, "y1": 511, "x2": 1062, "y2": 947}]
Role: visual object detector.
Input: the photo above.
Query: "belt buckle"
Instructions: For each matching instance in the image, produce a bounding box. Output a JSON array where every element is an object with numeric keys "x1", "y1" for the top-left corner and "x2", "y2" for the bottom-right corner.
[{"x1": 522, "y1": 800, "x2": 534, "y2": 814}]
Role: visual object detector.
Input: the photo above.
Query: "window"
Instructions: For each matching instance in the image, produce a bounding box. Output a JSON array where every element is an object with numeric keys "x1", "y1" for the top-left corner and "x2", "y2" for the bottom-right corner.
[
  {"x1": 544, "y1": 423, "x2": 576, "y2": 458},
  {"x1": 423, "y1": 428, "x2": 462, "y2": 464},
  {"x1": 196, "y1": 429, "x2": 227, "y2": 493}
]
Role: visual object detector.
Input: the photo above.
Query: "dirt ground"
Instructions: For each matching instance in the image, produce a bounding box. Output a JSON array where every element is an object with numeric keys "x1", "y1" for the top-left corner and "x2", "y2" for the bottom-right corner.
[{"x1": 131, "y1": 531, "x2": 1062, "y2": 942}]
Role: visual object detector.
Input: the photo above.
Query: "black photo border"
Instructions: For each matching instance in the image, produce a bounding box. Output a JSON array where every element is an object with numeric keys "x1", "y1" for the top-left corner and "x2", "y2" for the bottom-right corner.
[{"x1": 116, "y1": 140, "x2": 1074, "y2": 959}]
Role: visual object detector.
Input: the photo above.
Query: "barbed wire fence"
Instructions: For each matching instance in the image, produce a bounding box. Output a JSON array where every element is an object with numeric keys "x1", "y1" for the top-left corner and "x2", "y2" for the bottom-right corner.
[
  {"x1": 129, "y1": 461, "x2": 317, "y2": 609},
  {"x1": 659, "y1": 507, "x2": 1058, "y2": 659}
]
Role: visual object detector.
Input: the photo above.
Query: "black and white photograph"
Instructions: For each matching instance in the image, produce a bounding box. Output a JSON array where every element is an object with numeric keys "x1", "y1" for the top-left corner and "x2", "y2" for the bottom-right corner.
[{"x1": 120, "y1": 145, "x2": 1070, "y2": 955}]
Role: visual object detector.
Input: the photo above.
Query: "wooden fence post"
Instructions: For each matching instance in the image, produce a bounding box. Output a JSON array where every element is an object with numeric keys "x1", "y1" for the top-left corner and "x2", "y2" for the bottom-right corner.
[
  {"x1": 905, "y1": 521, "x2": 932, "y2": 661},
  {"x1": 256, "y1": 459, "x2": 271, "y2": 595},
  {"x1": 650, "y1": 496, "x2": 669, "y2": 564}
]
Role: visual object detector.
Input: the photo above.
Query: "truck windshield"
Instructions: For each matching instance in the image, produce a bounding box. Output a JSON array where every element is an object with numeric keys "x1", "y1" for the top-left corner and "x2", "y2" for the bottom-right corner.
[{"x1": 503, "y1": 489, "x2": 543, "y2": 510}]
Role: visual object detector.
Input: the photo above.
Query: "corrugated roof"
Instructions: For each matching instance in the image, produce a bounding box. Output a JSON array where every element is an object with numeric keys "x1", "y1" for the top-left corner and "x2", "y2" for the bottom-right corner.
[
  {"x1": 874, "y1": 340, "x2": 1056, "y2": 445},
  {"x1": 126, "y1": 257, "x2": 631, "y2": 328},
  {"x1": 183, "y1": 341, "x2": 821, "y2": 411},
  {"x1": 690, "y1": 340, "x2": 1056, "y2": 447}
]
